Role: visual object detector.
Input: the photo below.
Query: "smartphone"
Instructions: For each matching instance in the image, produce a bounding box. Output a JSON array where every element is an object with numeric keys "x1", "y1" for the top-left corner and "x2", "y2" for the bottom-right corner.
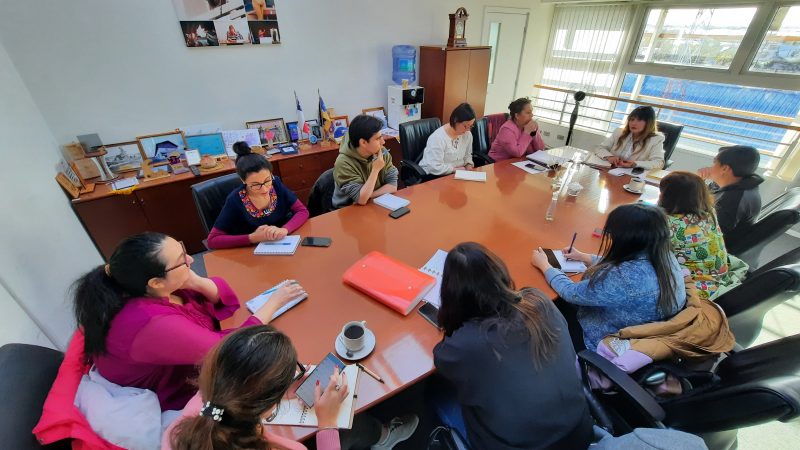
[
  {"x1": 301, "y1": 237, "x2": 332, "y2": 247},
  {"x1": 418, "y1": 302, "x2": 441, "y2": 329},
  {"x1": 631, "y1": 167, "x2": 645, "y2": 175},
  {"x1": 294, "y1": 353, "x2": 346, "y2": 407},
  {"x1": 389, "y1": 206, "x2": 410, "y2": 219}
]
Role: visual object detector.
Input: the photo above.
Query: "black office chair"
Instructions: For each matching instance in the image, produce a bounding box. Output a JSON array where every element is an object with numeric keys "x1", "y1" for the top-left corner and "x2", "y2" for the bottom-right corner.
[
  {"x1": 579, "y1": 334, "x2": 800, "y2": 450},
  {"x1": 470, "y1": 117, "x2": 494, "y2": 167},
  {"x1": 656, "y1": 121, "x2": 684, "y2": 169},
  {"x1": 726, "y1": 187, "x2": 800, "y2": 266},
  {"x1": 0, "y1": 343, "x2": 69, "y2": 450},
  {"x1": 399, "y1": 118, "x2": 441, "y2": 186},
  {"x1": 715, "y1": 263, "x2": 800, "y2": 348},
  {"x1": 308, "y1": 168, "x2": 335, "y2": 216},
  {"x1": 190, "y1": 173, "x2": 242, "y2": 235}
]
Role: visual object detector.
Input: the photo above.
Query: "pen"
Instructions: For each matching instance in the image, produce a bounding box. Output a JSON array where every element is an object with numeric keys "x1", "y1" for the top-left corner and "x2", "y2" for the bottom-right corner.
[
  {"x1": 567, "y1": 232, "x2": 577, "y2": 254},
  {"x1": 356, "y1": 363, "x2": 385, "y2": 384}
]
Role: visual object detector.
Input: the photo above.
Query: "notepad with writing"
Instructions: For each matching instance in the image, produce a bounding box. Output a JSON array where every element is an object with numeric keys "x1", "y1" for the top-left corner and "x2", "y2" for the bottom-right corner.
[
  {"x1": 245, "y1": 279, "x2": 308, "y2": 317},
  {"x1": 270, "y1": 364, "x2": 360, "y2": 429},
  {"x1": 253, "y1": 235, "x2": 301, "y2": 255},
  {"x1": 543, "y1": 248, "x2": 587, "y2": 273},
  {"x1": 373, "y1": 193, "x2": 410, "y2": 211},
  {"x1": 343, "y1": 251, "x2": 435, "y2": 315},
  {"x1": 454, "y1": 170, "x2": 487, "y2": 182},
  {"x1": 419, "y1": 249, "x2": 447, "y2": 308}
]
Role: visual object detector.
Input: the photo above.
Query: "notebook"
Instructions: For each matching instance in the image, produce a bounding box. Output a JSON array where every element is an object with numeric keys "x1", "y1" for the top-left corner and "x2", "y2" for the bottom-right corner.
[
  {"x1": 245, "y1": 280, "x2": 308, "y2": 317},
  {"x1": 269, "y1": 363, "x2": 360, "y2": 428},
  {"x1": 343, "y1": 251, "x2": 436, "y2": 315},
  {"x1": 373, "y1": 193, "x2": 410, "y2": 211},
  {"x1": 645, "y1": 169, "x2": 671, "y2": 185},
  {"x1": 419, "y1": 249, "x2": 448, "y2": 308},
  {"x1": 454, "y1": 170, "x2": 487, "y2": 182},
  {"x1": 583, "y1": 154, "x2": 612, "y2": 169},
  {"x1": 543, "y1": 248, "x2": 587, "y2": 273},
  {"x1": 527, "y1": 146, "x2": 583, "y2": 167},
  {"x1": 253, "y1": 235, "x2": 301, "y2": 255}
]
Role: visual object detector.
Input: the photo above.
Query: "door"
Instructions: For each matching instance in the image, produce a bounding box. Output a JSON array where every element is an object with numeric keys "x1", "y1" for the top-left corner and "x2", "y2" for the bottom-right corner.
[{"x1": 482, "y1": 9, "x2": 529, "y2": 115}]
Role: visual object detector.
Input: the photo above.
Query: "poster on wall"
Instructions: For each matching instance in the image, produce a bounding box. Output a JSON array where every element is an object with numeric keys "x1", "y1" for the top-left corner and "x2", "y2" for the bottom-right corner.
[{"x1": 171, "y1": 0, "x2": 280, "y2": 47}]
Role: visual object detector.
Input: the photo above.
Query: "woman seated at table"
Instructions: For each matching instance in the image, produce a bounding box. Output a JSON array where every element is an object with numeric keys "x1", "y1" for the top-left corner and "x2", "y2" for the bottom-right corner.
[
  {"x1": 659, "y1": 171, "x2": 743, "y2": 300},
  {"x1": 418, "y1": 103, "x2": 476, "y2": 177},
  {"x1": 593, "y1": 106, "x2": 665, "y2": 169},
  {"x1": 73, "y1": 232, "x2": 306, "y2": 410},
  {"x1": 488, "y1": 97, "x2": 546, "y2": 161},
  {"x1": 207, "y1": 142, "x2": 309, "y2": 249},
  {"x1": 531, "y1": 204, "x2": 686, "y2": 351},
  {"x1": 433, "y1": 242, "x2": 593, "y2": 450},
  {"x1": 166, "y1": 325, "x2": 419, "y2": 450}
]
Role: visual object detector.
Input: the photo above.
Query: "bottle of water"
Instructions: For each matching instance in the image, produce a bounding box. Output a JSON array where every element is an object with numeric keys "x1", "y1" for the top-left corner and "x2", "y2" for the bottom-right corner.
[
  {"x1": 392, "y1": 45, "x2": 416, "y2": 85},
  {"x1": 545, "y1": 192, "x2": 558, "y2": 221}
]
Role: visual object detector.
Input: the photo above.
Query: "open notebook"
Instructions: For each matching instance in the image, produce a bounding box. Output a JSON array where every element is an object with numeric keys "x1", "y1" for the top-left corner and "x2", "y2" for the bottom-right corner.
[
  {"x1": 543, "y1": 249, "x2": 587, "y2": 273},
  {"x1": 270, "y1": 364, "x2": 360, "y2": 428},
  {"x1": 254, "y1": 235, "x2": 301, "y2": 255}
]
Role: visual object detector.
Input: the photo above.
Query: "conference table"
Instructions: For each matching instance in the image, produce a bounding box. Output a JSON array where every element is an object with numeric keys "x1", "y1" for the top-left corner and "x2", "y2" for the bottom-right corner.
[{"x1": 206, "y1": 156, "x2": 643, "y2": 441}]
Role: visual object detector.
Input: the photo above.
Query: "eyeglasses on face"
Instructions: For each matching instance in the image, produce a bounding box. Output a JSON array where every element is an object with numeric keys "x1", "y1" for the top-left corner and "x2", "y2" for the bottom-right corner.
[
  {"x1": 164, "y1": 241, "x2": 189, "y2": 273},
  {"x1": 247, "y1": 178, "x2": 274, "y2": 191}
]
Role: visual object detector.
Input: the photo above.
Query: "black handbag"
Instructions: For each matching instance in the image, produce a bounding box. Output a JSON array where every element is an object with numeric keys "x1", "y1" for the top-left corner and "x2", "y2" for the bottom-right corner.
[{"x1": 427, "y1": 426, "x2": 469, "y2": 450}]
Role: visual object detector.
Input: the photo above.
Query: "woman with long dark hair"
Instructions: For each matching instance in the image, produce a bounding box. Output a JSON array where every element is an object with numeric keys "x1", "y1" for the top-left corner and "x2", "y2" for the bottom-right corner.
[
  {"x1": 434, "y1": 242, "x2": 592, "y2": 450},
  {"x1": 593, "y1": 106, "x2": 665, "y2": 169},
  {"x1": 531, "y1": 204, "x2": 686, "y2": 351},
  {"x1": 73, "y1": 232, "x2": 305, "y2": 410}
]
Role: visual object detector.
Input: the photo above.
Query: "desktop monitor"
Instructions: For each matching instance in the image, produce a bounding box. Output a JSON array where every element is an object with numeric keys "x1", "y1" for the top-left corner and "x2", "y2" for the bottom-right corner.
[{"x1": 186, "y1": 133, "x2": 227, "y2": 157}]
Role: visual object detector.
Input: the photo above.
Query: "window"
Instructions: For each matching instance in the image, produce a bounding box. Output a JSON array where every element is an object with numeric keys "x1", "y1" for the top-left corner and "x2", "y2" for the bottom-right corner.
[
  {"x1": 487, "y1": 22, "x2": 501, "y2": 84},
  {"x1": 635, "y1": 6, "x2": 758, "y2": 69},
  {"x1": 749, "y1": 5, "x2": 800, "y2": 75}
]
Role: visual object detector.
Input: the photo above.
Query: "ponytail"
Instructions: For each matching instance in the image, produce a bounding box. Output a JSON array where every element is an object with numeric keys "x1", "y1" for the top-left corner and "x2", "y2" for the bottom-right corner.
[{"x1": 170, "y1": 415, "x2": 266, "y2": 450}]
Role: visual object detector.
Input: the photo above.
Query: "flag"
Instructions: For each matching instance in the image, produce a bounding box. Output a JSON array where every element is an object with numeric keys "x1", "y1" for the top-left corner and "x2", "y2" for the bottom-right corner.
[
  {"x1": 319, "y1": 89, "x2": 332, "y2": 136},
  {"x1": 295, "y1": 91, "x2": 309, "y2": 133}
]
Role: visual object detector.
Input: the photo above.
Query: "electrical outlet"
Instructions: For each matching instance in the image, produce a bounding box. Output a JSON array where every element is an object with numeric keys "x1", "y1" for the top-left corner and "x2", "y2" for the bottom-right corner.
[
  {"x1": 542, "y1": 130, "x2": 551, "y2": 137},
  {"x1": 557, "y1": 135, "x2": 565, "y2": 140}
]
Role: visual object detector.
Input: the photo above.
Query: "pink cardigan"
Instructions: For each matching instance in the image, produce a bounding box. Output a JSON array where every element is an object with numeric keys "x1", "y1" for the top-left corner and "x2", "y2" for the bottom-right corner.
[
  {"x1": 162, "y1": 393, "x2": 341, "y2": 450},
  {"x1": 488, "y1": 120, "x2": 546, "y2": 161}
]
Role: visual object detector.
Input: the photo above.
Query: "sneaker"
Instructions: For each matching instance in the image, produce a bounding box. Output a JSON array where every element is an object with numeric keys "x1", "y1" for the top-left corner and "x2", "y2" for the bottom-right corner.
[{"x1": 370, "y1": 414, "x2": 420, "y2": 450}]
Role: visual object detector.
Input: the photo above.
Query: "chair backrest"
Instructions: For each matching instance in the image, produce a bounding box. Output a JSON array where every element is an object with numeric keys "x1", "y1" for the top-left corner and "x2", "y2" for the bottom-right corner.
[
  {"x1": 727, "y1": 188, "x2": 800, "y2": 261},
  {"x1": 399, "y1": 118, "x2": 441, "y2": 164},
  {"x1": 656, "y1": 121, "x2": 684, "y2": 165},
  {"x1": 307, "y1": 168, "x2": 335, "y2": 217},
  {"x1": 190, "y1": 173, "x2": 242, "y2": 234},
  {"x1": 716, "y1": 333, "x2": 800, "y2": 385},
  {"x1": 715, "y1": 263, "x2": 800, "y2": 347},
  {"x1": 471, "y1": 117, "x2": 490, "y2": 157},
  {"x1": 484, "y1": 113, "x2": 509, "y2": 144}
]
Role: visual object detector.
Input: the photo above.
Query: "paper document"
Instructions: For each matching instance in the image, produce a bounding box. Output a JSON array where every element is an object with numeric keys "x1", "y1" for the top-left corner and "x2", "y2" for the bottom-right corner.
[
  {"x1": 553, "y1": 250, "x2": 587, "y2": 273},
  {"x1": 419, "y1": 249, "x2": 448, "y2": 308},
  {"x1": 454, "y1": 170, "x2": 487, "y2": 182},
  {"x1": 527, "y1": 146, "x2": 585, "y2": 167},
  {"x1": 583, "y1": 154, "x2": 612, "y2": 169},
  {"x1": 608, "y1": 167, "x2": 638, "y2": 177},
  {"x1": 111, "y1": 177, "x2": 139, "y2": 191},
  {"x1": 512, "y1": 161, "x2": 547, "y2": 175},
  {"x1": 374, "y1": 193, "x2": 410, "y2": 211}
]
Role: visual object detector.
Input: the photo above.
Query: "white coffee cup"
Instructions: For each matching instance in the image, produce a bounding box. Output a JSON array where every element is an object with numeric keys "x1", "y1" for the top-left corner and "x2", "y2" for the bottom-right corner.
[
  {"x1": 567, "y1": 181, "x2": 583, "y2": 196},
  {"x1": 628, "y1": 177, "x2": 645, "y2": 193},
  {"x1": 340, "y1": 321, "x2": 368, "y2": 352}
]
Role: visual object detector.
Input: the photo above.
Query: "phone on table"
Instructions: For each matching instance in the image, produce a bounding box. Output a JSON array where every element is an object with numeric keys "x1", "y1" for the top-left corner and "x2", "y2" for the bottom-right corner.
[
  {"x1": 418, "y1": 302, "x2": 441, "y2": 329},
  {"x1": 301, "y1": 237, "x2": 332, "y2": 247},
  {"x1": 631, "y1": 167, "x2": 645, "y2": 175},
  {"x1": 294, "y1": 352, "x2": 346, "y2": 407},
  {"x1": 389, "y1": 206, "x2": 410, "y2": 219}
]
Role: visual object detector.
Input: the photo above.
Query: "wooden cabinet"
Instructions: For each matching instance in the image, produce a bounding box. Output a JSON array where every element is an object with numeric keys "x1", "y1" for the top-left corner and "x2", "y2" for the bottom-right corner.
[
  {"x1": 72, "y1": 194, "x2": 152, "y2": 259},
  {"x1": 419, "y1": 46, "x2": 491, "y2": 123}
]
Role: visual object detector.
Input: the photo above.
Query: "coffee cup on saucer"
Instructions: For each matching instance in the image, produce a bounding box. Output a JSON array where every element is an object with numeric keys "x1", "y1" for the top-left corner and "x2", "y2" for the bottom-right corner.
[
  {"x1": 627, "y1": 177, "x2": 645, "y2": 193},
  {"x1": 335, "y1": 320, "x2": 377, "y2": 360}
]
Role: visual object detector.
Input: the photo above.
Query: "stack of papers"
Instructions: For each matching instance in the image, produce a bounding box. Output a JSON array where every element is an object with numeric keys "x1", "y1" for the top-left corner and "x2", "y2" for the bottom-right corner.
[
  {"x1": 527, "y1": 146, "x2": 585, "y2": 167},
  {"x1": 254, "y1": 235, "x2": 301, "y2": 255},
  {"x1": 419, "y1": 249, "x2": 448, "y2": 307},
  {"x1": 374, "y1": 193, "x2": 410, "y2": 211},
  {"x1": 454, "y1": 170, "x2": 487, "y2": 182}
]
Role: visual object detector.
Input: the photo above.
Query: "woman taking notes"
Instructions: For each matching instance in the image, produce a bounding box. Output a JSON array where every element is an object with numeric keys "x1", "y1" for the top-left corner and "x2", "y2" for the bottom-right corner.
[
  {"x1": 488, "y1": 97, "x2": 546, "y2": 161},
  {"x1": 207, "y1": 141, "x2": 309, "y2": 249},
  {"x1": 593, "y1": 106, "x2": 665, "y2": 169},
  {"x1": 531, "y1": 204, "x2": 686, "y2": 351},
  {"x1": 434, "y1": 242, "x2": 592, "y2": 450},
  {"x1": 73, "y1": 232, "x2": 305, "y2": 410},
  {"x1": 419, "y1": 103, "x2": 476, "y2": 176}
]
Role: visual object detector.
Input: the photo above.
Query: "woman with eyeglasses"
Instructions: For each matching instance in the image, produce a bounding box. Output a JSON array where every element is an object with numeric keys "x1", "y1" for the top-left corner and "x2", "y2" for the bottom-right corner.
[
  {"x1": 72, "y1": 232, "x2": 306, "y2": 410},
  {"x1": 418, "y1": 103, "x2": 476, "y2": 177},
  {"x1": 206, "y1": 141, "x2": 309, "y2": 249},
  {"x1": 166, "y1": 325, "x2": 419, "y2": 450}
]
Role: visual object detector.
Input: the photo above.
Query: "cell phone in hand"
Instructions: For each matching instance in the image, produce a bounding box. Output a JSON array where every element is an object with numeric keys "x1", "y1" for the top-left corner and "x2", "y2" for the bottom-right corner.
[
  {"x1": 389, "y1": 206, "x2": 410, "y2": 219},
  {"x1": 418, "y1": 302, "x2": 441, "y2": 329},
  {"x1": 301, "y1": 237, "x2": 332, "y2": 247},
  {"x1": 294, "y1": 353, "x2": 346, "y2": 407}
]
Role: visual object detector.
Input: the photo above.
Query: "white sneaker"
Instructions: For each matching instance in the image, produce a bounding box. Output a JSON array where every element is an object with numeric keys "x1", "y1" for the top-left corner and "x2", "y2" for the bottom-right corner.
[{"x1": 370, "y1": 414, "x2": 420, "y2": 450}]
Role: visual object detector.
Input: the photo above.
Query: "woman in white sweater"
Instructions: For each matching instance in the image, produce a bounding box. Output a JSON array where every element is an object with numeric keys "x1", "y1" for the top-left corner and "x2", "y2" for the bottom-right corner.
[
  {"x1": 419, "y1": 103, "x2": 475, "y2": 176},
  {"x1": 594, "y1": 106, "x2": 665, "y2": 170}
]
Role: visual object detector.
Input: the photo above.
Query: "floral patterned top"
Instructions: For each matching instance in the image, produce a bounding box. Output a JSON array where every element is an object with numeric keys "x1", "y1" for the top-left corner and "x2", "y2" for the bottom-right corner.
[
  {"x1": 668, "y1": 213, "x2": 735, "y2": 300},
  {"x1": 239, "y1": 186, "x2": 278, "y2": 218},
  {"x1": 212, "y1": 177, "x2": 298, "y2": 236}
]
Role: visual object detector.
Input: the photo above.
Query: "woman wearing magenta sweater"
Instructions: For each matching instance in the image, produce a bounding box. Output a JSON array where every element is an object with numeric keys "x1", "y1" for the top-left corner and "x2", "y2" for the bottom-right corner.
[{"x1": 207, "y1": 142, "x2": 309, "y2": 249}]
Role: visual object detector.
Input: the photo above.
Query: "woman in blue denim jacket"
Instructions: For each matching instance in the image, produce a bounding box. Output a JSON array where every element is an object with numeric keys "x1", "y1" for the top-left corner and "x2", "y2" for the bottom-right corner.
[{"x1": 531, "y1": 204, "x2": 686, "y2": 351}]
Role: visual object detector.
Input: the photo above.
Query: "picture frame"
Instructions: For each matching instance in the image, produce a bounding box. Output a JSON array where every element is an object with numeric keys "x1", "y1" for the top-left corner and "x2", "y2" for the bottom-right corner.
[
  {"x1": 136, "y1": 130, "x2": 188, "y2": 166},
  {"x1": 285, "y1": 121, "x2": 299, "y2": 142},
  {"x1": 246, "y1": 118, "x2": 288, "y2": 145},
  {"x1": 362, "y1": 107, "x2": 388, "y2": 128},
  {"x1": 330, "y1": 115, "x2": 350, "y2": 137},
  {"x1": 103, "y1": 141, "x2": 143, "y2": 173}
]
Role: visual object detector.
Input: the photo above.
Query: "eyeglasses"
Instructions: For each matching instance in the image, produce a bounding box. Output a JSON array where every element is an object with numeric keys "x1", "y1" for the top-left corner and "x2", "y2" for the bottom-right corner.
[
  {"x1": 164, "y1": 241, "x2": 189, "y2": 273},
  {"x1": 247, "y1": 178, "x2": 273, "y2": 191}
]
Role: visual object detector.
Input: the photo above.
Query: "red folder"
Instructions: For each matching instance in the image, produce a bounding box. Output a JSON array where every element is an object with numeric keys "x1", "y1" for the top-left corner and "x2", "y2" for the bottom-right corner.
[{"x1": 343, "y1": 251, "x2": 436, "y2": 315}]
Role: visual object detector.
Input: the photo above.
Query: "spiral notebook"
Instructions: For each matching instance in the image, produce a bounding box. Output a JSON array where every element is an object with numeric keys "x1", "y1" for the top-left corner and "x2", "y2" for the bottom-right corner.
[
  {"x1": 419, "y1": 249, "x2": 448, "y2": 308},
  {"x1": 269, "y1": 364, "x2": 360, "y2": 428},
  {"x1": 245, "y1": 280, "x2": 308, "y2": 317},
  {"x1": 254, "y1": 235, "x2": 301, "y2": 255}
]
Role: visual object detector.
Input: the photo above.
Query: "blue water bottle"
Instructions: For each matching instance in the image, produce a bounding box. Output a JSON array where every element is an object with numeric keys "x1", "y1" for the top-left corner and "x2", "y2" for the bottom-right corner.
[{"x1": 392, "y1": 45, "x2": 416, "y2": 85}]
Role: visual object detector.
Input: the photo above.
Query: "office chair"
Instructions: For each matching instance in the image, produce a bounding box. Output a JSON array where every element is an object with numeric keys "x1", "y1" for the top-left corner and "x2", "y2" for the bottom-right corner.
[
  {"x1": 578, "y1": 334, "x2": 800, "y2": 450},
  {"x1": 190, "y1": 173, "x2": 242, "y2": 235},
  {"x1": 726, "y1": 187, "x2": 800, "y2": 266},
  {"x1": 470, "y1": 117, "x2": 494, "y2": 167},
  {"x1": 484, "y1": 113, "x2": 509, "y2": 144},
  {"x1": 308, "y1": 168, "x2": 335, "y2": 216},
  {"x1": 714, "y1": 263, "x2": 800, "y2": 348},
  {"x1": 399, "y1": 118, "x2": 441, "y2": 186},
  {"x1": 656, "y1": 121, "x2": 684, "y2": 169},
  {"x1": 0, "y1": 343, "x2": 69, "y2": 450}
]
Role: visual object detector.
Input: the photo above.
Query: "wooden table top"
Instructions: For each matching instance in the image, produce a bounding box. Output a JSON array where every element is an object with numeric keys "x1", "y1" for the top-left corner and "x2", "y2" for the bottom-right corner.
[{"x1": 205, "y1": 158, "x2": 641, "y2": 441}]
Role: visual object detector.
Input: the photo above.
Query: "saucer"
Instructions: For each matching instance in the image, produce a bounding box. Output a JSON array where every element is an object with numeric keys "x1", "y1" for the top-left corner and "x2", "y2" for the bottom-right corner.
[
  {"x1": 622, "y1": 184, "x2": 644, "y2": 194},
  {"x1": 335, "y1": 328, "x2": 376, "y2": 361}
]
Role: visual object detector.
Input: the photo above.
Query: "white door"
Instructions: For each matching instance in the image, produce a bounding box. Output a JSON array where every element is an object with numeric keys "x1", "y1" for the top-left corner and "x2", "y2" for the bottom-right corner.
[{"x1": 482, "y1": 9, "x2": 529, "y2": 115}]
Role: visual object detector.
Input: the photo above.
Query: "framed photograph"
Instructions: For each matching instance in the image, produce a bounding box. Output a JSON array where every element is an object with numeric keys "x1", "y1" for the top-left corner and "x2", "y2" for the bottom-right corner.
[
  {"x1": 179, "y1": 21, "x2": 219, "y2": 47},
  {"x1": 285, "y1": 121, "x2": 299, "y2": 142},
  {"x1": 103, "y1": 141, "x2": 143, "y2": 173},
  {"x1": 362, "y1": 107, "x2": 388, "y2": 128},
  {"x1": 246, "y1": 118, "x2": 288, "y2": 145},
  {"x1": 136, "y1": 131, "x2": 188, "y2": 166},
  {"x1": 330, "y1": 115, "x2": 349, "y2": 137}
]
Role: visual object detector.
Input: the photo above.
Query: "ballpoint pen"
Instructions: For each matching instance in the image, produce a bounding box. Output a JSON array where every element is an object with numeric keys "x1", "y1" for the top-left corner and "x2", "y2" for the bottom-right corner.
[
  {"x1": 356, "y1": 363, "x2": 385, "y2": 384},
  {"x1": 567, "y1": 232, "x2": 577, "y2": 254}
]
